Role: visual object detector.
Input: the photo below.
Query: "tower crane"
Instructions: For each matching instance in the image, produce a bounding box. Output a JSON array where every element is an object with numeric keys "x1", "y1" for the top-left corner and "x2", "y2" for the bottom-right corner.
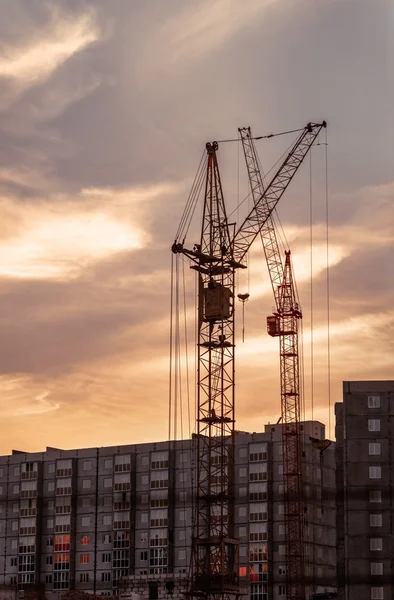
[
  {"x1": 239, "y1": 126, "x2": 305, "y2": 600},
  {"x1": 172, "y1": 121, "x2": 326, "y2": 600}
]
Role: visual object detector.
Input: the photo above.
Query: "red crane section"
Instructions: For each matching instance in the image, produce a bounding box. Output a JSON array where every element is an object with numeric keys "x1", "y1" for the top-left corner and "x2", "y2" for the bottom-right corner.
[{"x1": 239, "y1": 127, "x2": 305, "y2": 600}]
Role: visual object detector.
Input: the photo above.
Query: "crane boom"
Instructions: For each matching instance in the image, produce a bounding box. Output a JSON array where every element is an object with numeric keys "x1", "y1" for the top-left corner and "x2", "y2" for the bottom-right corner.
[
  {"x1": 239, "y1": 127, "x2": 305, "y2": 600},
  {"x1": 232, "y1": 122, "x2": 326, "y2": 265},
  {"x1": 172, "y1": 121, "x2": 325, "y2": 600}
]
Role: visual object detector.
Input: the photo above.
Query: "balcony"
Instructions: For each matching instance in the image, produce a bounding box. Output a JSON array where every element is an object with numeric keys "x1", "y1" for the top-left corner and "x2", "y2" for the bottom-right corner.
[
  {"x1": 56, "y1": 487, "x2": 72, "y2": 496},
  {"x1": 113, "y1": 483, "x2": 131, "y2": 492},
  {"x1": 21, "y1": 471, "x2": 38, "y2": 481},
  {"x1": 56, "y1": 469, "x2": 72, "y2": 477},
  {"x1": 113, "y1": 520, "x2": 130, "y2": 530},
  {"x1": 20, "y1": 490, "x2": 37, "y2": 499},
  {"x1": 20, "y1": 508, "x2": 37, "y2": 517},
  {"x1": 114, "y1": 463, "x2": 131, "y2": 473}
]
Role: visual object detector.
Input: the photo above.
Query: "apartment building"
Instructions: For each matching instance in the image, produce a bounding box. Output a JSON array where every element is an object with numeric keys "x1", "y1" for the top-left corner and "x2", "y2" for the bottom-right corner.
[
  {"x1": 336, "y1": 380, "x2": 394, "y2": 600},
  {"x1": 0, "y1": 421, "x2": 336, "y2": 600}
]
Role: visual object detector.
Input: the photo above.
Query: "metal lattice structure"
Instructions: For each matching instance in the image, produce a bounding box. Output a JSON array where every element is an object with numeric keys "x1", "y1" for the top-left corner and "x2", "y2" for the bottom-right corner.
[
  {"x1": 172, "y1": 121, "x2": 326, "y2": 600},
  {"x1": 174, "y1": 142, "x2": 241, "y2": 600},
  {"x1": 238, "y1": 126, "x2": 311, "y2": 600}
]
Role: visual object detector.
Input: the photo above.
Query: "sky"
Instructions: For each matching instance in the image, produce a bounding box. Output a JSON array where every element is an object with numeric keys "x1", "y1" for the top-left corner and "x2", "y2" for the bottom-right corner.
[{"x1": 0, "y1": 0, "x2": 393, "y2": 454}]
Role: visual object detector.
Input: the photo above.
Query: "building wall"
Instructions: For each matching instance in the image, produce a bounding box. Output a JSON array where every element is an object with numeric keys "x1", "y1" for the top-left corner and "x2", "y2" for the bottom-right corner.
[
  {"x1": 0, "y1": 423, "x2": 336, "y2": 600},
  {"x1": 336, "y1": 380, "x2": 394, "y2": 600}
]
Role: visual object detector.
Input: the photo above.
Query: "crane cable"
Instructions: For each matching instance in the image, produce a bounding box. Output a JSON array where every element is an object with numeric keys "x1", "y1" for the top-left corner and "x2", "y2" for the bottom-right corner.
[
  {"x1": 309, "y1": 149, "x2": 314, "y2": 424},
  {"x1": 175, "y1": 151, "x2": 207, "y2": 243},
  {"x1": 324, "y1": 128, "x2": 332, "y2": 435}
]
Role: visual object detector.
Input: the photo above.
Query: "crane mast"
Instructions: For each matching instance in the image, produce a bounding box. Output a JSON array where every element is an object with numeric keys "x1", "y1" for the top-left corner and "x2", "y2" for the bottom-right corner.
[
  {"x1": 239, "y1": 126, "x2": 305, "y2": 600},
  {"x1": 173, "y1": 142, "x2": 242, "y2": 600},
  {"x1": 172, "y1": 121, "x2": 326, "y2": 600}
]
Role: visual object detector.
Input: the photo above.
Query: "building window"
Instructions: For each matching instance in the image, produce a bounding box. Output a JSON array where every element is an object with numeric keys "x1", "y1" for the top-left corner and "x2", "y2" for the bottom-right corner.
[
  {"x1": 142, "y1": 494, "x2": 149, "y2": 504},
  {"x1": 278, "y1": 464, "x2": 283, "y2": 475},
  {"x1": 103, "y1": 515, "x2": 112, "y2": 525},
  {"x1": 102, "y1": 534, "x2": 111, "y2": 544},
  {"x1": 45, "y1": 574, "x2": 52, "y2": 584},
  {"x1": 46, "y1": 556, "x2": 53, "y2": 565},
  {"x1": 82, "y1": 516, "x2": 91, "y2": 527},
  {"x1": 140, "y1": 551, "x2": 148, "y2": 561},
  {"x1": 369, "y1": 419, "x2": 381, "y2": 432},
  {"x1": 80, "y1": 573, "x2": 89, "y2": 583},
  {"x1": 104, "y1": 478, "x2": 112, "y2": 488},
  {"x1": 82, "y1": 497, "x2": 90, "y2": 508},
  {"x1": 48, "y1": 482, "x2": 55, "y2": 492},
  {"x1": 104, "y1": 458, "x2": 113, "y2": 469},
  {"x1": 239, "y1": 506, "x2": 247, "y2": 518},
  {"x1": 81, "y1": 536, "x2": 91, "y2": 545},
  {"x1": 140, "y1": 532, "x2": 148, "y2": 543},
  {"x1": 369, "y1": 467, "x2": 382, "y2": 479},
  {"x1": 141, "y1": 474, "x2": 149, "y2": 485},
  {"x1": 48, "y1": 463, "x2": 55, "y2": 474},
  {"x1": 101, "y1": 552, "x2": 111, "y2": 563},
  {"x1": 12, "y1": 521, "x2": 18, "y2": 531},
  {"x1": 369, "y1": 443, "x2": 381, "y2": 455},
  {"x1": 11, "y1": 539, "x2": 18, "y2": 550},
  {"x1": 370, "y1": 538, "x2": 382, "y2": 551},
  {"x1": 13, "y1": 485, "x2": 19, "y2": 495},
  {"x1": 279, "y1": 544, "x2": 286, "y2": 555},
  {"x1": 82, "y1": 479, "x2": 91, "y2": 489},
  {"x1": 238, "y1": 526, "x2": 247, "y2": 538},
  {"x1": 239, "y1": 467, "x2": 247, "y2": 478},
  {"x1": 279, "y1": 585, "x2": 286, "y2": 596},
  {"x1": 368, "y1": 396, "x2": 381, "y2": 408},
  {"x1": 371, "y1": 587, "x2": 384, "y2": 600},
  {"x1": 141, "y1": 455, "x2": 149, "y2": 467},
  {"x1": 13, "y1": 466, "x2": 20, "y2": 477},
  {"x1": 101, "y1": 572, "x2": 111, "y2": 582},
  {"x1": 178, "y1": 549, "x2": 186, "y2": 560},
  {"x1": 55, "y1": 535, "x2": 70, "y2": 552},
  {"x1": 371, "y1": 563, "x2": 383, "y2": 575},
  {"x1": 279, "y1": 565, "x2": 286, "y2": 575},
  {"x1": 82, "y1": 460, "x2": 91, "y2": 471},
  {"x1": 179, "y1": 529, "x2": 185, "y2": 541},
  {"x1": 370, "y1": 514, "x2": 383, "y2": 527},
  {"x1": 370, "y1": 490, "x2": 382, "y2": 503},
  {"x1": 180, "y1": 452, "x2": 188, "y2": 464},
  {"x1": 80, "y1": 554, "x2": 90, "y2": 564},
  {"x1": 278, "y1": 524, "x2": 285, "y2": 535},
  {"x1": 141, "y1": 512, "x2": 149, "y2": 524},
  {"x1": 10, "y1": 557, "x2": 18, "y2": 567},
  {"x1": 179, "y1": 472, "x2": 188, "y2": 483}
]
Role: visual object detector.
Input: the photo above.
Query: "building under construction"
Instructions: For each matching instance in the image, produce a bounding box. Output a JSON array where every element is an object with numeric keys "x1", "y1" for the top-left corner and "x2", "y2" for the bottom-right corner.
[{"x1": 0, "y1": 421, "x2": 336, "y2": 600}]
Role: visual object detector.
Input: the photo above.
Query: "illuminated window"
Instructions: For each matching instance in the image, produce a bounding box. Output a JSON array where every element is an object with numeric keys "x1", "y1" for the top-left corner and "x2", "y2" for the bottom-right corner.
[
  {"x1": 81, "y1": 536, "x2": 91, "y2": 545},
  {"x1": 371, "y1": 587, "x2": 383, "y2": 600},
  {"x1": 80, "y1": 554, "x2": 89, "y2": 564},
  {"x1": 239, "y1": 567, "x2": 247, "y2": 577},
  {"x1": 55, "y1": 535, "x2": 70, "y2": 552}
]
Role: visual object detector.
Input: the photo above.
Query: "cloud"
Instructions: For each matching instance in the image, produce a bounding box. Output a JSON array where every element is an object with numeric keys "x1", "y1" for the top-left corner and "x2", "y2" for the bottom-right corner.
[
  {"x1": 0, "y1": 8, "x2": 99, "y2": 87},
  {"x1": 0, "y1": 181, "x2": 179, "y2": 279}
]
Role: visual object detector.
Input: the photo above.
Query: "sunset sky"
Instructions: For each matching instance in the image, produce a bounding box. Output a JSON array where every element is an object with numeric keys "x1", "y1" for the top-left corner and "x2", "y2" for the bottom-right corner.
[{"x1": 0, "y1": 0, "x2": 393, "y2": 454}]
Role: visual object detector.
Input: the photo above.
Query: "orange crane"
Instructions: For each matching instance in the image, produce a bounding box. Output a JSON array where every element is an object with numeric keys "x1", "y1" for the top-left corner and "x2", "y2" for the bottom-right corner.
[
  {"x1": 172, "y1": 121, "x2": 326, "y2": 600},
  {"x1": 239, "y1": 126, "x2": 306, "y2": 600}
]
